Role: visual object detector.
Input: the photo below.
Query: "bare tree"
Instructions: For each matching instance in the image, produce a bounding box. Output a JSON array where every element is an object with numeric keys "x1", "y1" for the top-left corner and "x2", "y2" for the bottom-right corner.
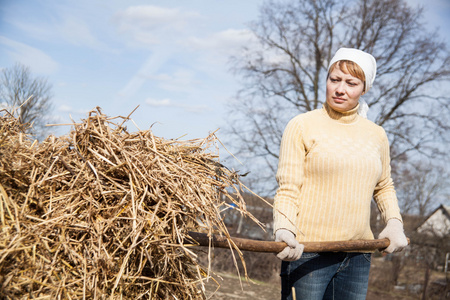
[
  {"x1": 410, "y1": 226, "x2": 450, "y2": 299},
  {"x1": 225, "y1": 0, "x2": 450, "y2": 195},
  {"x1": 0, "y1": 63, "x2": 53, "y2": 139},
  {"x1": 395, "y1": 161, "x2": 449, "y2": 217}
]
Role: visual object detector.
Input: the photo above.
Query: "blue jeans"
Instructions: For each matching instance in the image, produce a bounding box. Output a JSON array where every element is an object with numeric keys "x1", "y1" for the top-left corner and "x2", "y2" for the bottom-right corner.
[{"x1": 280, "y1": 252, "x2": 371, "y2": 300}]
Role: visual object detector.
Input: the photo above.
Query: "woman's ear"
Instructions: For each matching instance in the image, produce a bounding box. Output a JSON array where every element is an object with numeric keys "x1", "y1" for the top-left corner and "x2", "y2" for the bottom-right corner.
[{"x1": 361, "y1": 86, "x2": 366, "y2": 96}]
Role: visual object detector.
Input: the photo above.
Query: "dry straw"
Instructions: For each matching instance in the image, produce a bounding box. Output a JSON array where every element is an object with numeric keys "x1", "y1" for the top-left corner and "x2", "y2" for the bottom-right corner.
[{"x1": 0, "y1": 107, "x2": 262, "y2": 299}]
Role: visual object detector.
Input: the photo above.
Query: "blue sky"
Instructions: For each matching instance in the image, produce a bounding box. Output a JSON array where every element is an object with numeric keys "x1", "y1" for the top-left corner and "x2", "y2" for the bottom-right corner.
[{"x1": 1, "y1": 0, "x2": 449, "y2": 140}]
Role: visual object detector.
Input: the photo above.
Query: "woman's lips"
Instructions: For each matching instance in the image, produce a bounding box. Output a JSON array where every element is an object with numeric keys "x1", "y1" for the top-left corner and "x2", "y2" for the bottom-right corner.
[{"x1": 333, "y1": 97, "x2": 346, "y2": 103}]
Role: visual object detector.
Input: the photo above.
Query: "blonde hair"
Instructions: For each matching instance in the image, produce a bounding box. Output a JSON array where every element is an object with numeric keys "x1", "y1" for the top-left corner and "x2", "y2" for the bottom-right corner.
[{"x1": 328, "y1": 60, "x2": 366, "y2": 90}]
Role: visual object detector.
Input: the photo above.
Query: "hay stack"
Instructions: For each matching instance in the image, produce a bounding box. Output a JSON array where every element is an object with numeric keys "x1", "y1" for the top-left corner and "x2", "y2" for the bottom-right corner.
[{"x1": 0, "y1": 107, "x2": 260, "y2": 299}]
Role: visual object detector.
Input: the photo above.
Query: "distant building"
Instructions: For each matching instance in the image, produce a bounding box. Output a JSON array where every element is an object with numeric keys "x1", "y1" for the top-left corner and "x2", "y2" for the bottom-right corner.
[{"x1": 416, "y1": 204, "x2": 450, "y2": 237}]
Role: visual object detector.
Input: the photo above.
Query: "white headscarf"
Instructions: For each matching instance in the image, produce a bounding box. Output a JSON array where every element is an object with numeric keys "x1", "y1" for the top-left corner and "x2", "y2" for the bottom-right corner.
[{"x1": 328, "y1": 48, "x2": 377, "y2": 118}]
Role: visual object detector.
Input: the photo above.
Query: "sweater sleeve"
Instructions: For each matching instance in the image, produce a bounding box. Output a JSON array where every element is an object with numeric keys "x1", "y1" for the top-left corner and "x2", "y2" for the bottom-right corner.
[
  {"x1": 373, "y1": 128, "x2": 402, "y2": 223},
  {"x1": 273, "y1": 118, "x2": 305, "y2": 236}
]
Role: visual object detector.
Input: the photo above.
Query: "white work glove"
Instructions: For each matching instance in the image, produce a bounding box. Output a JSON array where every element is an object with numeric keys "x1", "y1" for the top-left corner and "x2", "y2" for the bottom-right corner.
[
  {"x1": 275, "y1": 229, "x2": 304, "y2": 261},
  {"x1": 378, "y1": 218, "x2": 408, "y2": 253}
]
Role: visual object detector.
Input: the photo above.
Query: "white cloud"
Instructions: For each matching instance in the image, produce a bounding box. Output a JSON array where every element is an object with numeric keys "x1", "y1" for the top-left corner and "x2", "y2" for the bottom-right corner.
[
  {"x1": 113, "y1": 5, "x2": 201, "y2": 47},
  {"x1": 147, "y1": 69, "x2": 200, "y2": 92},
  {"x1": 182, "y1": 28, "x2": 259, "y2": 68},
  {"x1": 183, "y1": 104, "x2": 210, "y2": 114},
  {"x1": 113, "y1": 5, "x2": 259, "y2": 104},
  {"x1": 4, "y1": 3, "x2": 112, "y2": 52},
  {"x1": 0, "y1": 36, "x2": 59, "y2": 75},
  {"x1": 145, "y1": 98, "x2": 172, "y2": 107},
  {"x1": 145, "y1": 97, "x2": 210, "y2": 114},
  {"x1": 145, "y1": 74, "x2": 172, "y2": 81},
  {"x1": 186, "y1": 29, "x2": 256, "y2": 54},
  {"x1": 58, "y1": 17, "x2": 111, "y2": 51},
  {"x1": 58, "y1": 104, "x2": 88, "y2": 115},
  {"x1": 117, "y1": 48, "x2": 174, "y2": 100},
  {"x1": 48, "y1": 114, "x2": 67, "y2": 124},
  {"x1": 6, "y1": 19, "x2": 53, "y2": 42}
]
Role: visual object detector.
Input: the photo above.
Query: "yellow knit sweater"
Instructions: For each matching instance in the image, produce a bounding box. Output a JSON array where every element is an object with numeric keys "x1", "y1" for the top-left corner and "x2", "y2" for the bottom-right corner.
[{"x1": 273, "y1": 102, "x2": 402, "y2": 243}]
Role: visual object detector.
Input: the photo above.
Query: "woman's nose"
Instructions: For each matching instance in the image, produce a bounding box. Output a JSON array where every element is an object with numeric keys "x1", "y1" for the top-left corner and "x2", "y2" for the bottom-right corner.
[{"x1": 335, "y1": 82, "x2": 345, "y2": 94}]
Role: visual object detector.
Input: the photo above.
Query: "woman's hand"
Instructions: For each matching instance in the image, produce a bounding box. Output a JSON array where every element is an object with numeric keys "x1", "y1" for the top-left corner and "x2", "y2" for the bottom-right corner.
[
  {"x1": 378, "y1": 218, "x2": 408, "y2": 253},
  {"x1": 275, "y1": 229, "x2": 304, "y2": 261}
]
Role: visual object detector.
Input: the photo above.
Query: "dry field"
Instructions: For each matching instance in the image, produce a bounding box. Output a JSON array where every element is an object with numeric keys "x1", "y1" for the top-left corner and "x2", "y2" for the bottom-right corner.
[
  {"x1": 203, "y1": 272, "x2": 391, "y2": 300},
  {"x1": 205, "y1": 272, "x2": 280, "y2": 300},
  {"x1": 203, "y1": 273, "x2": 422, "y2": 300},
  {"x1": 203, "y1": 257, "x2": 449, "y2": 300}
]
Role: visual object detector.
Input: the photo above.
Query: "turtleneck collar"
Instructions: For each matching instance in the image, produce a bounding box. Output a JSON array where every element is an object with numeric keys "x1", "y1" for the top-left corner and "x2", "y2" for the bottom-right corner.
[{"x1": 322, "y1": 102, "x2": 360, "y2": 124}]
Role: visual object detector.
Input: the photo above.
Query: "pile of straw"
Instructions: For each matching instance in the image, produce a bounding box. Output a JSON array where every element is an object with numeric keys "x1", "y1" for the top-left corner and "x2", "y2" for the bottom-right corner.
[{"x1": 0, "y1": 107, "x2": 260, "y2": 299}]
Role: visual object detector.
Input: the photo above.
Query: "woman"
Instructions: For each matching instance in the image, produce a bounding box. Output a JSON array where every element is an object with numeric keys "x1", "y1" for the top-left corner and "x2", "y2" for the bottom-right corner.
[{"x1": 273, "y1": 48, "x2": 408, "y2": 300}]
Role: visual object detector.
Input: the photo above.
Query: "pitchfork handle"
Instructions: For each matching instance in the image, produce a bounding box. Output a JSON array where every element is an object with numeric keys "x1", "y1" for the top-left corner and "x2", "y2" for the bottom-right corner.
[{"x1": 187, "y1": 231, "x2": 410, "y2": 253}]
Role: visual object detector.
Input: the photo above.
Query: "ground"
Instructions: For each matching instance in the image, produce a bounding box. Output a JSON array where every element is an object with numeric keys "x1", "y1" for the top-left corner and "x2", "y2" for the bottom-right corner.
[
  {"x1": 205, "y1": 272, "x2": 280, "y2": 300},
  {"x1": 202, "y1": 257, "x2": 449, "y2": 299},
  {"x1": 203, "y1": 271, "x2": 434, "y2": 300}
]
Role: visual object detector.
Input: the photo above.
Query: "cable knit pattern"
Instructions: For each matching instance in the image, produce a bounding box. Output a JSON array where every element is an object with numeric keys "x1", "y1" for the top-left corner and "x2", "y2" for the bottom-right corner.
[{"x1": 273, "y1": 102, "x2": 402, "y2": 244}]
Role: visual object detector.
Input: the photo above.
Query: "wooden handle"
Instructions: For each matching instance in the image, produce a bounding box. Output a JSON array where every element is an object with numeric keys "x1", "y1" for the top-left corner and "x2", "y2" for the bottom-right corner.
[{"x1": 187, "y1": 232, "x2": 409, "y2": 253}]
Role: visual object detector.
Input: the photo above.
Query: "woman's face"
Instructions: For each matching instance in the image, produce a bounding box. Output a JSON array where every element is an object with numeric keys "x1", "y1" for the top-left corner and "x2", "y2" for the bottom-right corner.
[{"x1": 326, "y1": 64, "x2": 365, "y2": 113}]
